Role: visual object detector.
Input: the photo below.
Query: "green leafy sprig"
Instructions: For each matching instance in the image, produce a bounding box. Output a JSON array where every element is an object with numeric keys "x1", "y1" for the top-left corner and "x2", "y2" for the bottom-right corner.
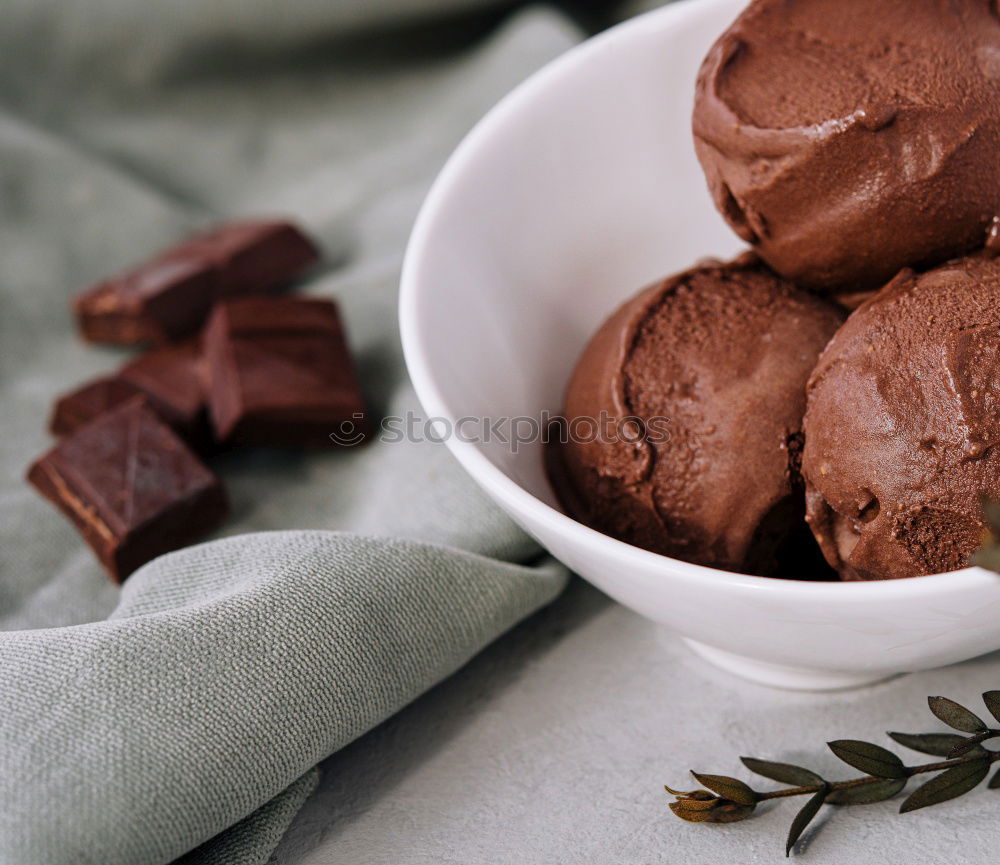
[{"x1": 665, "y1": 692, "x2": 1000, "y2": 856}]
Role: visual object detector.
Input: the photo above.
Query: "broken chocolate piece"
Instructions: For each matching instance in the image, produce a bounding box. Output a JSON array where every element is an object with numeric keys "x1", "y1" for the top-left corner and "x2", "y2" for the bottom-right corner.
[
  {"x1": 27, "y1": 398, "x2": 228, "y2": 581},
  {"x1": 203, "y1": 297, "x2": 369, "y2": 447},
  {"x1": 49, "y1": 341, "x2": 211, "y2": 448},
  {"x1": 202, "y1": 221, "x2": 320, "y2": 298},
  {"x1": 73, "y1": 219, "x2": 319, "y2": 345},
  {"x1": 119, "y1": 340, "x2": 211, "y2": 447},
  {"x1": 49, "y1": 377, "x2": 147, "y2": 437}
]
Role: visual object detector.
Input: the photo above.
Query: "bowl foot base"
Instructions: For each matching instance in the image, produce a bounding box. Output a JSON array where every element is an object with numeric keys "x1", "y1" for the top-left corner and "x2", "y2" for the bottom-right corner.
[{"x1": 683, "y1": 640, "x2": 898, "y2": 691}]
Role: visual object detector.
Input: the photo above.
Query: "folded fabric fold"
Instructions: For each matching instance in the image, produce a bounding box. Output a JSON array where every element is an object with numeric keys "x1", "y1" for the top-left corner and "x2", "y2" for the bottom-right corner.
[
  {"x1": 0, "y1": 531, "x2": 567, "y2": 865},
  {"x1": 176, "y1": 770, "x2": 319, "y2": 865}
]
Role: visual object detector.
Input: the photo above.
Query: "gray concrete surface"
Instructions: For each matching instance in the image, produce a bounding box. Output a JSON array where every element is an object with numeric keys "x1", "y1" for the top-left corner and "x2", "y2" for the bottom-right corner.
[{"x1": 273, "y1": 579, "x2": 1000, "y2": 864}]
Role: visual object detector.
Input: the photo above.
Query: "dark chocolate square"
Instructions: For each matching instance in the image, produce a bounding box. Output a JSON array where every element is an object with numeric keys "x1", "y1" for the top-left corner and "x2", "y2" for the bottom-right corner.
[
  {"x1": 118, "y1": 340, "x2": 211, "y2": 447},
  {"x1": 73, "y1": 219, "x2": 319, "y2": 345},
  {"x1": 196, "y1": 221, "x2": 321, "y2": 298},
  {"x1": 74, "y1": 253, "x2": 217, "y2": 345},
  {"x1": 49, "y1": 377, "x2": 148, "y2": 437},
  {"x1": 203, "y1": 297, "x2": 369, "y2": 447},
  {"x1": 50, "y1": 341, "x2": 211, "y2": 449},
  {"x1": 28, "y1": 398, "x2": 228, "y2": 581}
]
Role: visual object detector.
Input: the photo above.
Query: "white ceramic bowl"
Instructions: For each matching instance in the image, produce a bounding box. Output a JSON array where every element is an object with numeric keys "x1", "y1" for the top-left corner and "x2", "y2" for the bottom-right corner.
[{"x1": 399, "y1": 0, "x2": 1000, "y2": 690}]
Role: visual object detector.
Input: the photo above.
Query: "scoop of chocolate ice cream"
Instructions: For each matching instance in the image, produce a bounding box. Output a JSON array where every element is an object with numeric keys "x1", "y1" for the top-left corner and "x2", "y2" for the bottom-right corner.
[
  {"x1": 693, "y1": 0, "x2": 1000, "y2": 292},
  {"x1": 549, "y1": 255, "x2": 843, "y2": 575},
  {"x1": 803, "y1": 253, "x2": 1000, "y2": 580}
]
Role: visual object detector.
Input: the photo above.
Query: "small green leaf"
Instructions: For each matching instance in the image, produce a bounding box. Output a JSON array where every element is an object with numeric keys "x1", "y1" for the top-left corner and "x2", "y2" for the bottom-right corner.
[
  {"x1": 888, "y1": 731, "x2": 986, "y2": 758},
  {"x1": 899, "y1": 759, "x2": 990, "y2": 813},
  {"x1": 989, "y1": 767, "x2": 1000, "y2": 790},
  {"x1": 668, "y1": 796, "x2": 754, "y2": 823},
  {"x1": 707, "y1": 801, "x2": 756, "y2": 823},
  {"x1": 740, "y1": 757, "x2": 824, "y2": 787},
  {"x1": 927, "y1": 696, "x2": 988, "y2": 733},
  {"x1": 690, "y1": 772, "x2": 757, "y2": 806},
  {"x1": 947, "y1": 733, "x2": 991, "y2": 758},
  {"x1": 664, "y1": 785, "x2": 713, "y2": 800},
  {"x1": 786, "y1": 786, "x2": 827, "y2": 857},
  {"x1": 825, "y1": 777, "x2": 906, "y2": 805},
  {"x1": 669, "y1": 799, "x2": 717, "y2": 822},
  {"x1": 983, "y1": 691, "x2": 1000, "y2": 725},
  {"x1": 670, "y1": 795, "x2": 719, "y2": 812},
  {"x1": 828, "y1": 740, "x2": 906, "y2": 779}
]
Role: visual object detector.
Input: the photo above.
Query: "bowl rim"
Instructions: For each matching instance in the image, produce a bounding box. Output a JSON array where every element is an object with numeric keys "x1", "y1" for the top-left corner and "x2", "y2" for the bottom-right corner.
[{"x1": 398, "y1": 0, "x2": 995, "y2": 601}]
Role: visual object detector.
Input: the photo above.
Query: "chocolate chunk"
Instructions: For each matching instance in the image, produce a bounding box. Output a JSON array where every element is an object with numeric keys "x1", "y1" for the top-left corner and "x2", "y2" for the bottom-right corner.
[
  {"x1": 74, "y1": 254, "x2": 215, "y2": 345},
  {"x1": 203, "y1": 297, "x2": 369, "y2": 447},
  {"x1": 49, "y1": 341, "x2": 211, "y2": 448},
  {"x1": 28, "y1": 398, "x2": 228, "y2": 581},
  {"x1": 73, "y1": 219, "x2": 320, "y2": 345},
  {"x1": 119, "y1": 340, "x2": 211, "y2": 448},
  {"x1": 204, "y1": 221, "x2": 319, "y2": 298},
  {"x1": 49, "y1": 377, "x2": 147, "y2": 437}
]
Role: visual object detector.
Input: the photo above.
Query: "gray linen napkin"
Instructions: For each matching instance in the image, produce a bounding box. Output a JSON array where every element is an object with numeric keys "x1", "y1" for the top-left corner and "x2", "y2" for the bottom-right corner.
[
  {"x1": 0, "y1": 3, "x2": 584, "y2": 862},
  {"x1": 2, "y1": 533, "x2": 566, "y2": 864}
]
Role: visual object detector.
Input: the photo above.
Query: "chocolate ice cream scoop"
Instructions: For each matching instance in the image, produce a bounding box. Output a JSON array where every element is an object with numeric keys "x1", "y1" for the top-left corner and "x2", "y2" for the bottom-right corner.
[
  {"x1": 693, "y1": 0, "x2": 1000, "y2": 292},
  {"x1": 549, "y1": 255, "x2": 843, "y2": 575},
  {"x1": 803, "y1": 254, "x2": 1000, "y2": 580}
]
